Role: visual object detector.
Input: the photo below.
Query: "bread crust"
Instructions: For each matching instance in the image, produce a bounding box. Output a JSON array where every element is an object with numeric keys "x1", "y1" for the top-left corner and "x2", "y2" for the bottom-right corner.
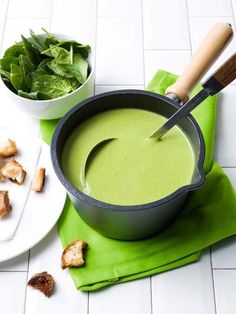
[
  {"x1": 0, "y1": 191, "x2": 12, "y2": 217},
  {"x1": 28, "y1": 272, "x2": 55, "y2": 297},
  {"x1": 31, "y1": 168, "x2": 46, "y2": 192},
  {"x1": 1, "y1": 159, "x2": 26, "y2": 184},
  {"x1": 61, "y1": 240, "x2": 88, "y2": 269},
  {"x1": 0, "y1": 139, "x2": 17, "y2": 158},
  {"x1": 0, "y1": 159, "x2": 5, "y2": 181}
]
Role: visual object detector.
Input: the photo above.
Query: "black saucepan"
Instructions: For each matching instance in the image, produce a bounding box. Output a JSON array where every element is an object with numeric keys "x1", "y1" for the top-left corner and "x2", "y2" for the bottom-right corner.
[{"x1": 51, "y1": 23, "x2": 233, "y2": 240}]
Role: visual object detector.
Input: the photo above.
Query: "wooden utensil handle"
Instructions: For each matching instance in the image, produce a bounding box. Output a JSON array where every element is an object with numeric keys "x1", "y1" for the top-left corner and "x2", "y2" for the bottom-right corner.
[
  {"x1": 166, "y1": 22, "x2": 233, "y2": 103},
  {"x1": 202, "y1": 53, "x2": 236, "y2": 95}
]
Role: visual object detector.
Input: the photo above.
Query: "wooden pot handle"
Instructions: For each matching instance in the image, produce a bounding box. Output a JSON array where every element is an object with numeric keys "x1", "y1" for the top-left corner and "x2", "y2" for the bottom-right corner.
[
  {"x1": 165, "y1": 22, "x2": 233, "y2": 103},
  {"x1": 203, "y1": 53, "x2": 236, "y2": 94}
]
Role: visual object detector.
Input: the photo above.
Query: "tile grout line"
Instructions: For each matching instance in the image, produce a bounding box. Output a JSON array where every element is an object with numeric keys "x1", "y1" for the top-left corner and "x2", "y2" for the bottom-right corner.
[
  {"x1": 7, "y1": 16, "x2": 52, "y2": 20},
  {"x1": 49, "y1": 0, "x2": 54, "y2": 31},
  {"x1": 150, "y1": 276, "x2": 153, "y2": 314},
  {"x1": 210, "y1": 247, "x2": 218, "y2": 314},
  {"x1": 0, "y1": 270, "x2": 28, "y2": 273},
  {"x1": 230, "y1": 0, "x2": 236, "y2": 30},
  {"x1": 144, "y1": 48, "x2": 191, "y2": 51},
  {"x1": 23, "y1": 249, "x2": 31, "y2": 314},
  {"x1": 141, "y1": 0, "x2": 145, "y2": 87},
  {"x1": 185, "y1": 0, "x2": 193, "y2": 56},
  {"x1": 213, "y1": 268, "x2": 236, "y2": 270},
  {"x1": 0, "y1": 0, "x2": 10, "y2": 53},
  {"x1": 87, "y1": 291, "x2": 90, "y2": 314},
  {"x1": 188, "y1": 15, "x2": 233, "y2": 18},
  {"x1": 93, "y1": 0, "x2": 99, "y2": 95}
]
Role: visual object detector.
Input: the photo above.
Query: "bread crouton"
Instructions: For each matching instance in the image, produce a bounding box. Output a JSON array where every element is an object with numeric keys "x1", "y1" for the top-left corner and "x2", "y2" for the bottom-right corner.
[
  {"x1": 0, "y1": 160, "x2": 5, "y2": 181},
  {"x1": 31, "y1": 168, "x2": 46, "y2": 192},
  {"x1": 0, "y1": 191, "x2": 12, "y2": 217},
  {"x1": 28, "y1": 272, "x2": 55, "y2": 297},
  {"x1": 0, "y1": 172, "x2": 4, "y2": 182},
  {"x1": 0, "y1": 139, "x2": 17, "y2": 158},
  {"x1": 1, "y1": 159, "x2": 26, "y2": 184},
  {"x1": 61, "y1": 240, "x2": 88, "y2": 270}
]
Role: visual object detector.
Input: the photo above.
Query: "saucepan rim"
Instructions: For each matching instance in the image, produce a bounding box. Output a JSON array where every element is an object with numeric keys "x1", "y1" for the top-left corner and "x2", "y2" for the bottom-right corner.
[{"x1": 51, "y1": 89, "x2": 205, "y2": 212}]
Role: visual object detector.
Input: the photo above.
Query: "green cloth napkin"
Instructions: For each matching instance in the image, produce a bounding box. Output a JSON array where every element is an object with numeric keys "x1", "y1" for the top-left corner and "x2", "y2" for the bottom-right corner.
[{"x1": 40, "y1": 70, "x2": 236, "y2": 291}]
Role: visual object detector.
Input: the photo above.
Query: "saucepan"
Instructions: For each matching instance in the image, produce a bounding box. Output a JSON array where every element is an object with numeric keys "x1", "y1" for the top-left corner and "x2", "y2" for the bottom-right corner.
[{"x1": 51, "y1": 23, "x2": 233, "y2": 240}]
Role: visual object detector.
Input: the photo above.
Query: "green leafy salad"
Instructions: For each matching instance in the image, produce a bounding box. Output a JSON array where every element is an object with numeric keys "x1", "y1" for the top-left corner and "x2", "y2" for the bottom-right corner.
[{"x1": 0, "y1": 28, "x2": 91, "y2": 100}]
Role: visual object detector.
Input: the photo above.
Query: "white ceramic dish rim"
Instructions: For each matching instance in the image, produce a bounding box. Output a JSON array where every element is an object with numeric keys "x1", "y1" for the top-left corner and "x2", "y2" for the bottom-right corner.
[
  {"x1": 0, "y1": 127, "x2": 67, "y2": 262},
  {"x1": 0, "y1": 32, "x2": 94, "y2": 103}
]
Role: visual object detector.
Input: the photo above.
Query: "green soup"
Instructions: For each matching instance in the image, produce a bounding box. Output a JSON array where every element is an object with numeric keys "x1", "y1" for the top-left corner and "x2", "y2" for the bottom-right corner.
[{"x1": 62, "y1": 108, "x2": 195, "y2": 205}]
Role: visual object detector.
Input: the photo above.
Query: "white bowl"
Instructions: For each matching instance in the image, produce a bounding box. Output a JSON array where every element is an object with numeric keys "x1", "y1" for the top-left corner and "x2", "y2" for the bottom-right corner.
[{"x1": 0, "y1": 34, "x2": 94, "y2": 120}]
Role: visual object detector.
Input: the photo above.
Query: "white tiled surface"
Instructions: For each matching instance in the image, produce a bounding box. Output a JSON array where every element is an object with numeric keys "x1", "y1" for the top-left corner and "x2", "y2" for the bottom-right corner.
[
  {"x1": 214, "y1": 270, "x2": 236, "y2": 314},
  {"x1": 144, "y1": 50, "x2": 192, "y2": 85},
  {"x1": 214, "y1": 89, "x2": 236, "y2": 166},
  {"x1": 7, "y1": 0, "x2": 53, "y2": 18},
  {"x1": 143, "y1": 0, "x2": 190, "y2": 49},
  {"x1": 98, "y1": 0, "x2": 142, "y2": 17},
  {"x1": 187, "y1": 0, "x2": 232, "y2": 17},
  {"x1": 89, "y1": 278, "x2": 151, "y2": 314},
  {"x1": 0, "y1": 272, "x2": 28, "y2": 314},
  {"x1": 51, "y1": 0, "x2": 97, "y2": 47},
  {"x1": 25, "y1": 227, "x2": 88, "y2": 314},
  {"x1": 0, "y1": 1, "x2": 236, "y2": 314},
  {"x1": 95, "y1": 16, "x2": 144, "y2": 84},
  {"x1": 151, "y1": 250, "x2": 216, "y2": 314}
]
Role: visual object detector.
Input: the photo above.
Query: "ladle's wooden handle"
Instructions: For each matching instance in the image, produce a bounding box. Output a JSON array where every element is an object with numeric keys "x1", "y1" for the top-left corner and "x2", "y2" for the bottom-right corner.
[
  {"x1": 166, "y1": 22, "x2": 233, "y2": 103},
  {"x1": 203, "y1": 53, "x2": 236, "y2": 94}
]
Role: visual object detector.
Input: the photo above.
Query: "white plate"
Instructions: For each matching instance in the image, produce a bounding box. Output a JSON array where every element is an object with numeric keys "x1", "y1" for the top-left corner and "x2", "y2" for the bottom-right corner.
[{"x1": 0, "y1": 128, "x2": 66, "y2": 262}]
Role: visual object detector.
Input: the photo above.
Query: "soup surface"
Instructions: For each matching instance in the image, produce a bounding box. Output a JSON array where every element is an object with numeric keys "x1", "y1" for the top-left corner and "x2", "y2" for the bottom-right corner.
[{"x1": 62, "y1": 108, "x2": 195, "y2": 205}]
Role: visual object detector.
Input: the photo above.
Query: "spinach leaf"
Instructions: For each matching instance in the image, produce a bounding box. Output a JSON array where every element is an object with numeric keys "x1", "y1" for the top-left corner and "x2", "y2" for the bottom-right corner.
[
  {"x1": 0, "y1": 28, "x2": 90, "y2": 100},
  {"x1": 61, "y1": 42, "x2": 91, "y2": 58},
  {"x1": 2, "y1": 77, "x2": 16, "y2": 92},
  {"x1": 0, "y1": 69, "x2": 10, "y2": 80},
  {"x1": 70, "y1": 53, "x2": 88, "y2": 83},
  {"x1": 31, "y1": 74, "x2": 73, "y2": 99},
  {"x1": 21, "y1": 35, "x2": 41, "y2": 65},
  {"x1": 41, "y1": 28, "x2": 57, "y2": 41},
  {"x1": 68, "y1": 77, "x2": 80, "y2": 90},
  {"x1": 0, "y1": 57, "x2": 19, "y2": 72},
  {"x1": 3, "y1": 43, "x2": 25, "y2": 58},
  {"x1": 47, "y1": 59, "x2": 73, "y2": 77},
  {"x1": 19, "y1": 55, "x2": 35, "y2": 73},
  {"x1": 10, "y1": 64, "x2": 26, "y2": 91},
  {"x1": 48, "y1": 53, "x2": 88, "y2": 83},
  {"x1": 18, "y1": 90, "x2": 39, "y2": 100},
  {"x1": 73, "y1": 44, "x2": 91, "y2": 58},
  {"x1": 50, "y1": 47, "x2": 71, "y2": 64},
  {"x1": 29, "y1": 29, "x2": 47, "y2": 52},
  {"x1": 26, "y1": 68, "x2": 49, "y2": 89},
  {"x1": 38, "y1": 58, "x2": 53, "y2": 73},
  {"x1": 19, "y1": 55, "x2": 35, "y2": 88}
]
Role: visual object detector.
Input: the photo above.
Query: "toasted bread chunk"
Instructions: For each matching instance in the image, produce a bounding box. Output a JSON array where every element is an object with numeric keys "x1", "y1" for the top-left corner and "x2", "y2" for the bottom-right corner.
[
  {"x1": 61, "y1": 240, "x2": 88, "y2": 269},
  {"x1": 0, "y1": 139, "x2": 17, "y2": 158},
  {"x1": 28, "y1": 272, "x2": 55, "y2": 297},
  {"x1": 0, "y1": 172, "x2": 4, "y2": 182},
  {"x1": 0, "y1": 160, "x2": 5, "y2": 181},
  {"x1": 1, "y1": 159, "x2": 26, "y2": 184},
  {"x1": 31, "y1": 168, "x2": 46, "y2": 192},
  {"x1": 0, "y1": 191, "x2": 12, "y2": 217}
]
